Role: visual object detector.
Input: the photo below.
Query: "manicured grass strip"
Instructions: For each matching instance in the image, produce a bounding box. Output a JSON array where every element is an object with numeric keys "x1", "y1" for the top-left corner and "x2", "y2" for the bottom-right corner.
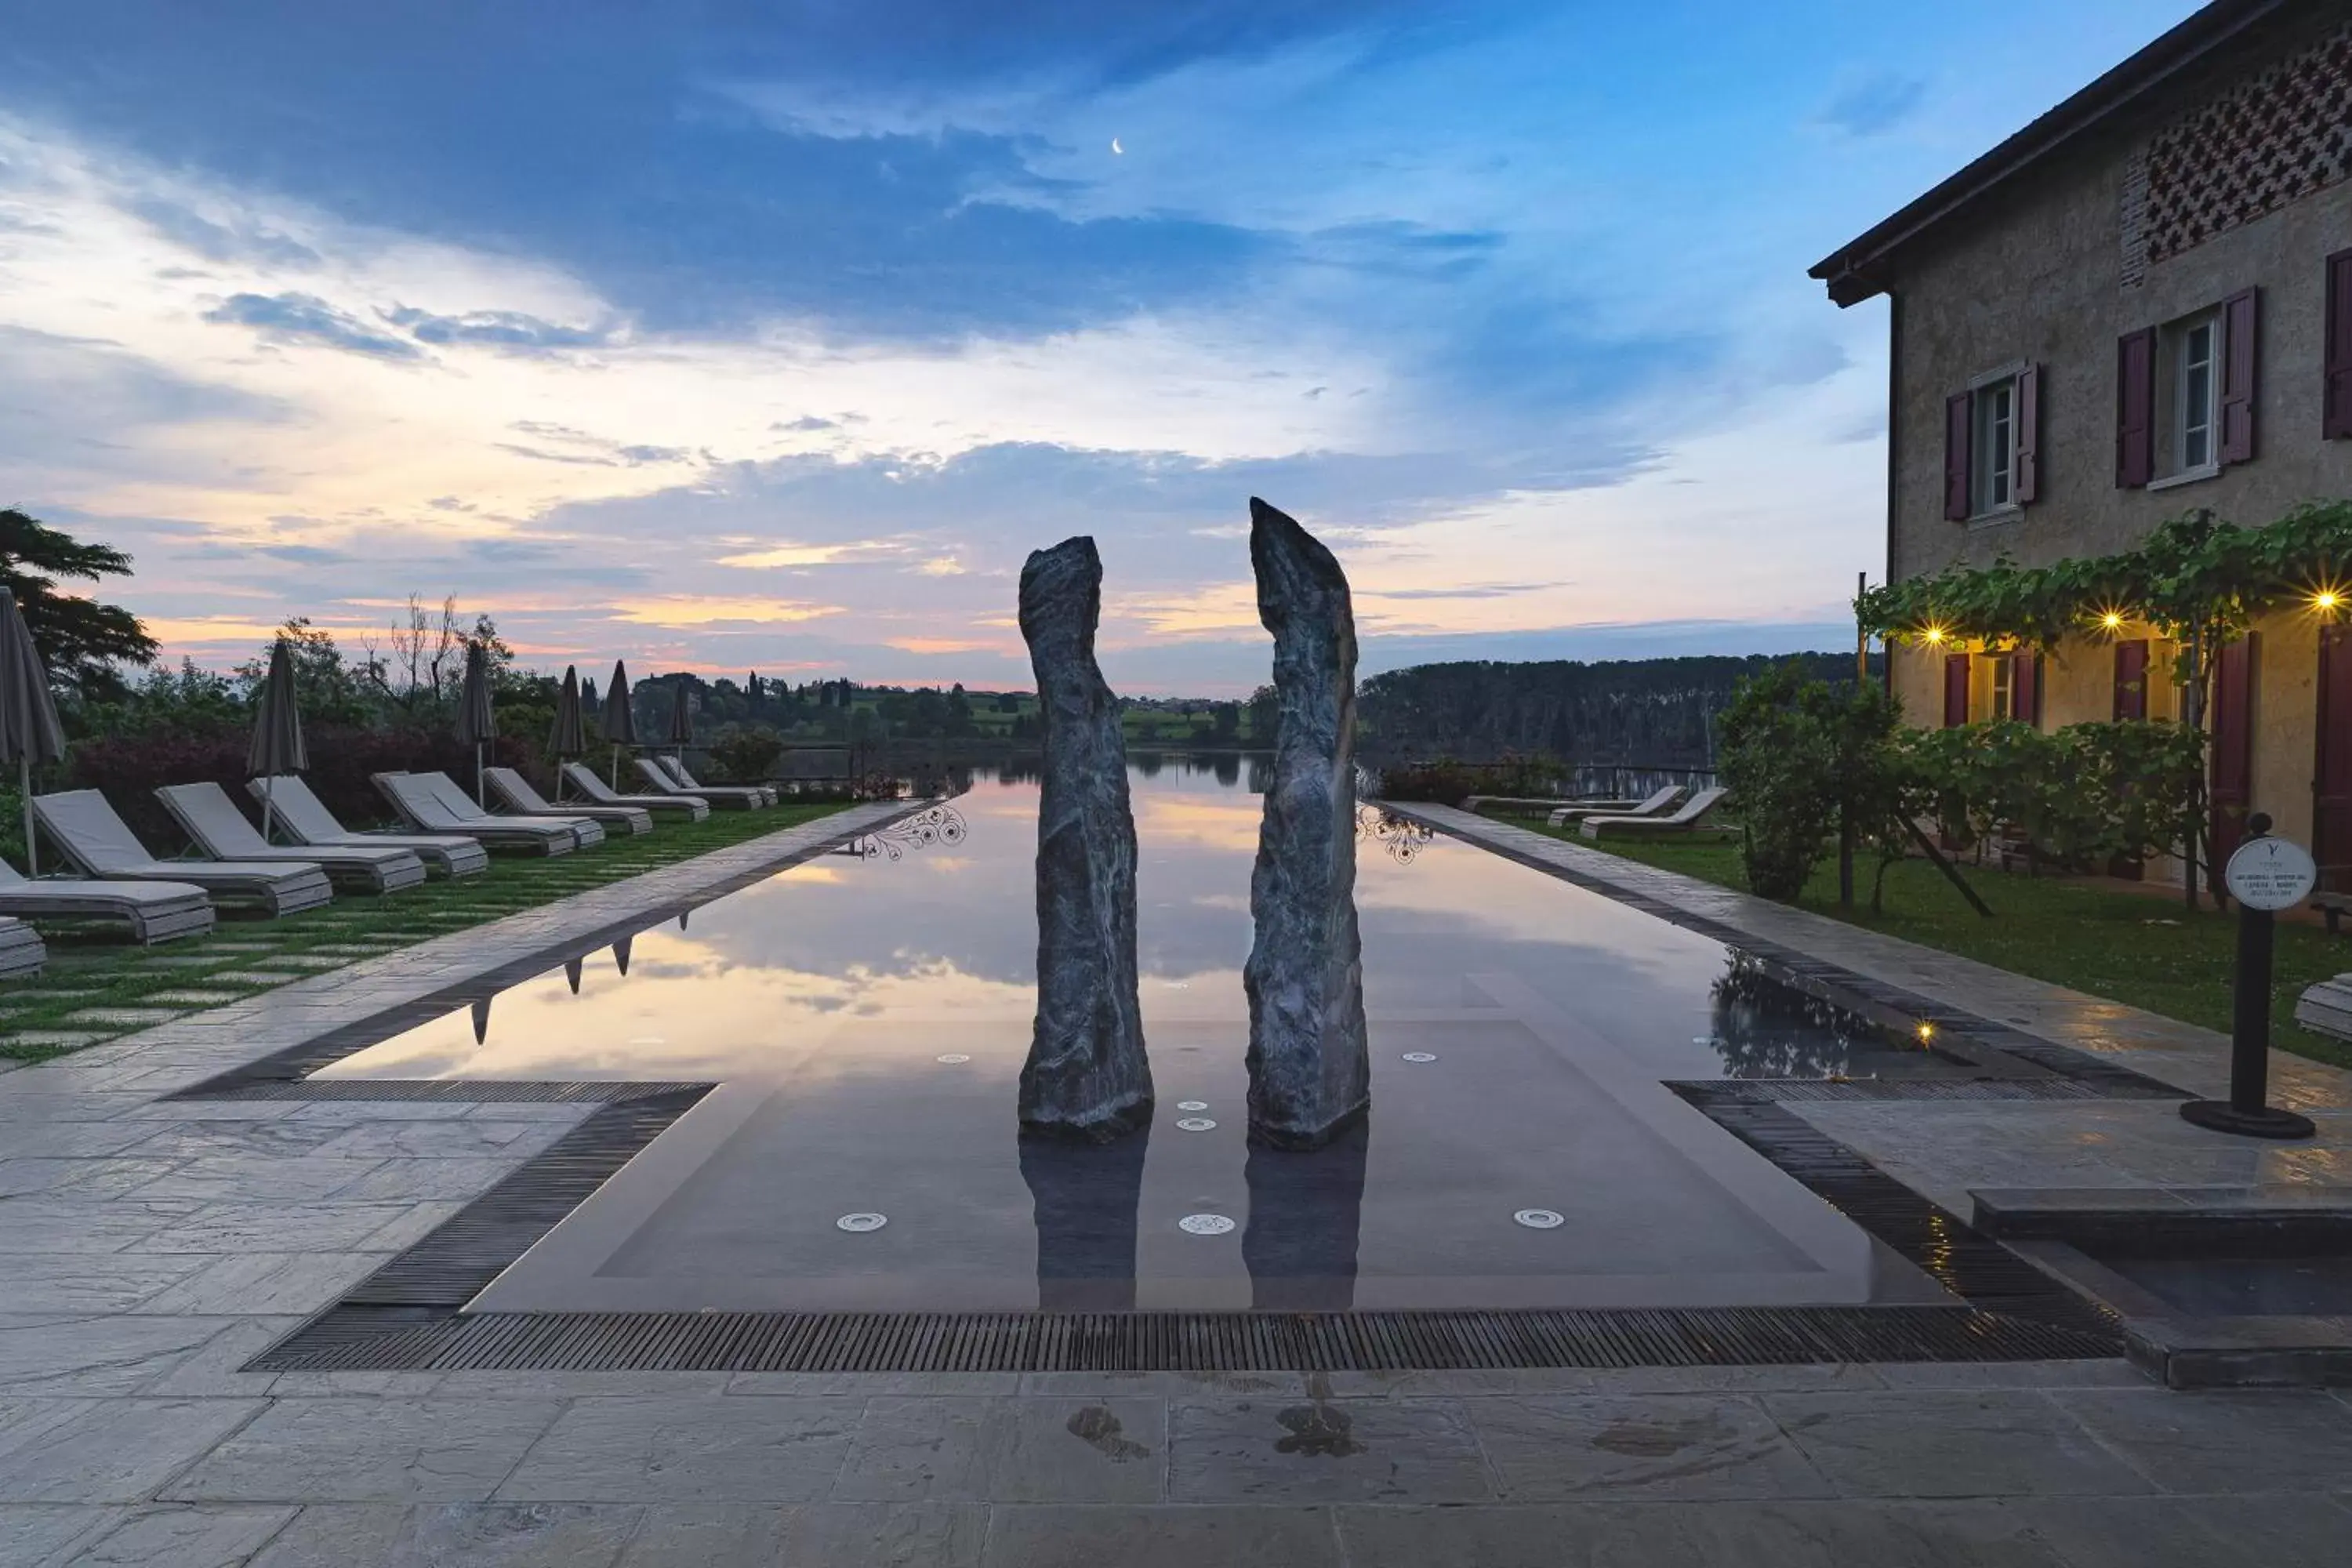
[
  {"x1": 1526, "y1": 821, "x2": 2352, "y2": 1073},
  {"x1": 1, "y1": 802, "x2": 848, "y2": 1063}
]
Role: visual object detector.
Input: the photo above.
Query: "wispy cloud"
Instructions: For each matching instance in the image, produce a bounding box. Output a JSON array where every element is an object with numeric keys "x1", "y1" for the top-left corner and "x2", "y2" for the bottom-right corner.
[
  {"x1": 202, "y1": 291, "x2": 422, "y2": 360},
  {"x1": 1815, "y1": 68, "x2": 1929, "y2": 138}
]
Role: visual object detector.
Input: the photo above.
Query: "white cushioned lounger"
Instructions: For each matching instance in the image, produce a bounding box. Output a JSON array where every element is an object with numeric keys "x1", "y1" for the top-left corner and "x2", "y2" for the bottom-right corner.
[
  {"x1": 634, "y1": 757, "x2": 763, "y2": 810},
  {"x1": 1580, "y1": 786, "x2": 1730, "y2": 840},
  {"x1": 0, "y1": 858, "x2": 214, "y2": 944},
  {"x1": 0, "y1": 916, "x2": 46, "y2": 979},
  {"x1": 30, "y1": 789, "x2": 332, "y2": 916},
  {"x1": 158, "y1": 782, "x2": 427, "y2": 893},
  {"x1": 485, "y1": 766, "x2": 651, "y2": 835},
  {"x1": 373, "y1": 772, "x2": 581, "y2": 854},
  {"x1": 661, "y1": 753, "x2": 777, "y2": 806},
  {"x1": 559, "y1": 761, "x2": 710, "y2": 821},
  {"x1": 247, "y1": 775, "x2": 489, "y2": 878},
  {"x1": 1546, "y1": 785, "x2": 1682, "y2": 828}
]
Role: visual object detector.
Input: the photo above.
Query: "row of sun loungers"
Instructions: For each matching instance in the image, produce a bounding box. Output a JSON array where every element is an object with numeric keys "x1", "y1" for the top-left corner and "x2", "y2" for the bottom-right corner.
[{"x1": 0, "y1": 762, "x2": 770, "y2": 957}]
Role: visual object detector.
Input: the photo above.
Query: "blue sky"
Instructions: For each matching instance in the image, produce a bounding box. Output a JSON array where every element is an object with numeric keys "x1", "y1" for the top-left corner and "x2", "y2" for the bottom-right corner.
[{"x1": 0, "y1": 1, "x2": 2198, "y2": 691}]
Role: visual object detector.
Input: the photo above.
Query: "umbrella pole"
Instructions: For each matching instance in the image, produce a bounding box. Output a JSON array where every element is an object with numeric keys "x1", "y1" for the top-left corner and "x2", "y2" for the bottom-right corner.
[
  {"x1": 261, "y1": 777, "x2": 275, "y2": 845},
  {"x1": 475, "y1": 742, "x2": 486, "y2": 808},
  {"x1": 18, "y1": 757, "x2": 31, "y2": 879}
]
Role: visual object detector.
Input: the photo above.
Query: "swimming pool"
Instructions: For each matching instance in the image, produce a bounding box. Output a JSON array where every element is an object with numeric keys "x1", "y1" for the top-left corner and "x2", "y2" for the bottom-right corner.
[{"x1": 322, "y1": 760, "x2": 1962, "y2": 1315}]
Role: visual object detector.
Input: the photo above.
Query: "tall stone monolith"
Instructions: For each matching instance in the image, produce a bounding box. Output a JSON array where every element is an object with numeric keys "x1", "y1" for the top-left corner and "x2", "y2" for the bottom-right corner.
[
  {"x1": 1243, "y1": 498, "x2": 1370, "y2": 1149},
  {"x1": 1018, "y1": 537, "x2": 1153, "y2": 1141}
]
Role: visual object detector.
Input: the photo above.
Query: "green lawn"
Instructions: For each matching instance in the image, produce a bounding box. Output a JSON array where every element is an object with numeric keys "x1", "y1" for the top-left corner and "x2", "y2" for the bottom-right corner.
[
  {"x1": 0, "y1": 801, "x2": 848, "y2": 1064},
  {"x1": 1519, "y1": 819, "x2": 2352, "y2": 1073}
]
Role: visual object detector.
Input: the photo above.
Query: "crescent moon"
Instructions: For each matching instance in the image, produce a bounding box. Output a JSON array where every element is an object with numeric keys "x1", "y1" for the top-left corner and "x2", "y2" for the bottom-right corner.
[{"x1": 1110, "y1": 137, "x2": 1124, "y2": 155}]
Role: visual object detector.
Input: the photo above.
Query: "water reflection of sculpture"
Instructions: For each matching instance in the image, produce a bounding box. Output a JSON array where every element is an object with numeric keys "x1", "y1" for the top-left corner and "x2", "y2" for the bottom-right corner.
[{"x1": 842, "y1": 804, "x2": 969, "y2": 862}]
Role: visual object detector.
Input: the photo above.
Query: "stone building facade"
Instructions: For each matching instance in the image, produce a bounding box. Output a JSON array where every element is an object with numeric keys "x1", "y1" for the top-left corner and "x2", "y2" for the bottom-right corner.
[{"x1": 1813, "y1": 0, "x2": 2352, "y2": 885}]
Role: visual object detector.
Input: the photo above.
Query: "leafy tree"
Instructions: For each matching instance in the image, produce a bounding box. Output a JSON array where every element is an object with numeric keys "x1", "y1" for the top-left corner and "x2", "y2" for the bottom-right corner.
[
  {"x1": 0, "y1": 508, "x2": 158, "y2": 691},
  {"x1": 234, "y1": 618, "x2": 378, "y2": 727},
  {"x1": 1717, "y1": 664, "x2": 1846, "y2": 901}
]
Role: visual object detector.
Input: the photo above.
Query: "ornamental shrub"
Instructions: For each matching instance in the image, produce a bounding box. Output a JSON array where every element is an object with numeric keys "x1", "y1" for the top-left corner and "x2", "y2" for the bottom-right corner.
[{"x1": 1716, "y1": 665, "x2": 1841, "y2": 901}]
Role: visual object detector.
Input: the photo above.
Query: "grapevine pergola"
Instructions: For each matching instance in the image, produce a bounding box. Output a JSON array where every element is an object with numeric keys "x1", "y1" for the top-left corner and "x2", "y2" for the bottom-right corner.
[
  {"x1": 1853, "y1": 501, "x2": 2352, "y2": 906},
  {"x1": 1855, "y1": 503, "x2": 2352, "y2": 652}
]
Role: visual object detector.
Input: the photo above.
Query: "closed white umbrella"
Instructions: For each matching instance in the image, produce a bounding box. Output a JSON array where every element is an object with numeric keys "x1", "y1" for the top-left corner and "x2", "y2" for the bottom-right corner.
[{"x1": 0, "y1": 588, "x2": 66, "y2": 876}]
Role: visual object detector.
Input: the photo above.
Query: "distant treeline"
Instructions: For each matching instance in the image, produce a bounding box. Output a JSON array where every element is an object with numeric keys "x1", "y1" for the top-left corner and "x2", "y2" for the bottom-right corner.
[{"x1": 1357, "y1": 653, "x2": 1881, "y2": 766}]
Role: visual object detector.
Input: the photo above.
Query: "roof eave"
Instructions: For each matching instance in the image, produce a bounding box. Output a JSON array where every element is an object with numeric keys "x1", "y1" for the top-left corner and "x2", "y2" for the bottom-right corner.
[{"x1": 1808, "y1": 0, "x2": 2293, "y2": 308}]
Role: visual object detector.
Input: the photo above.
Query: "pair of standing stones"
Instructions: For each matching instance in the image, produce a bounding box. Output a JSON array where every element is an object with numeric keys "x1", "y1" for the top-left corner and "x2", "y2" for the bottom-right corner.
[{"x1": 1018, "y1": 497, "x2": 1367, "y2": 1150}]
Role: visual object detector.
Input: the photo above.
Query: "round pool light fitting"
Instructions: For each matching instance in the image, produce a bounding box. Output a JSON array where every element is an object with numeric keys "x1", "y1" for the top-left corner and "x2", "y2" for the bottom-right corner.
[
  {"x1": 1178, "y1": 1213, "x2": 1236, "y2": 1236},
  {"x1": 1176, "y1": 1100, "x2": 1209, "y2": 1112},
  {"x1": 935, "y1": 1053, "x2": 971, "y2": 1064},
  {"x1": 1513, "y1": 1208, "x2": 1566, "y2": 1230},
  {"x1": 1175, "y1": 1117, "x2": 1218, "y2": 1132},
  {"x1": 1401, "y1": 1051, "x2": 1438, "y2": 1063},
  {"x1": 835, "y1": 1213, "x2": 888, "y2": 1233}
]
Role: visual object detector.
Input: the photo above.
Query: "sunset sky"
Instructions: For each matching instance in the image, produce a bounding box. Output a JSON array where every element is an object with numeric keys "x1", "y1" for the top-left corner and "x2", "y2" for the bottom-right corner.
[{"x1": 2, "y1": 2, "x2": 2195, "y2": 692}]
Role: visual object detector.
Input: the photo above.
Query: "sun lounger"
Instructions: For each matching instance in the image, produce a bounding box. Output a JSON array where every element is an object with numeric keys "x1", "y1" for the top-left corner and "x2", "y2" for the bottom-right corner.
[
  {"x1": 372, "y1": 772, "x2": 590, "y2": 854},
  {"x1": 0, "y1": 916, "x2": 45, "y2": 979},
  {"x1": 246, "y1": 775, "x2": 489, "y2": 878},
  {"x1": 0, "y1": 858, "x2": 215, "y2": 944},
  {"x1": 659, "y1": 753, "x2": 778, "y2": 806},
  {"x1": 1547, "y1": 786, "x2": 1683, "y2": 828},
  {"x1": 485, "y1": 766, "x2": 651, "y2": 835},
  {"x1": 157, "y1": 782, "x2": 427, "y2": 893},
  {"x1": 559, "y1": 761, "x2": 710, "y2": 822},
  {"x1": 634, "y1": 756, "x2": 764, "y2": 810},
  {"x1": 30, "y1": 789, "x2": 333, "y2": 915},
  {"x1": 1580, "y1": 786, "x2": 1730, "y2": 840}
]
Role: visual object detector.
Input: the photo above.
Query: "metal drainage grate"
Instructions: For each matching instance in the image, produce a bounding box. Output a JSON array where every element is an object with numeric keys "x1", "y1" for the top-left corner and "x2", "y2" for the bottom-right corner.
[{"x1": 249, "y1": 1302, "x2": 2118, "y2": 1374}]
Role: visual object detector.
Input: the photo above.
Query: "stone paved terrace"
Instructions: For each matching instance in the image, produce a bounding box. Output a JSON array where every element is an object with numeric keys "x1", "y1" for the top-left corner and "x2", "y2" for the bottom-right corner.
[{"x1": 1, "y1": 799, "x2": 2350, "y2": 1563}]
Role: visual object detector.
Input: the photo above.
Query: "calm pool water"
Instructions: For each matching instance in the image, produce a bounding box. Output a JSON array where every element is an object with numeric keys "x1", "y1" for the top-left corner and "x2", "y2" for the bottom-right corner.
[{"x1": 325, "y1": 760, "x2": 1957, "y2": 1314}]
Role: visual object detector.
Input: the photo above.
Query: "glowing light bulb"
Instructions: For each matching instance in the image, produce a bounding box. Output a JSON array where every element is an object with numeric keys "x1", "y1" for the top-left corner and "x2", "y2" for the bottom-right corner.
[
  {"x1": 1922, "y1": 625, "x2": 1947, "y2": 645},
  {"x1": 2100, "y1": 611, "x2": 2125, "y2": 631},
  {"x1": 2317, "y1": 590, "x2": 2342, "y2": 615}
]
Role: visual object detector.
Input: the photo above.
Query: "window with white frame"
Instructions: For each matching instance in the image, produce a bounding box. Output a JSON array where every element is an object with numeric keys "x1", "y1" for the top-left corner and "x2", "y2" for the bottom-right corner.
[
  {"x1": 2159, "y1": 308, "x2": 2222, "y2": 479},
  {"x1": 1990, "y1": 655, "x2": 2016, "y2": 721},
  {"x1": 1973, "y1": 376, "x2": 2016, "y2": 514}
]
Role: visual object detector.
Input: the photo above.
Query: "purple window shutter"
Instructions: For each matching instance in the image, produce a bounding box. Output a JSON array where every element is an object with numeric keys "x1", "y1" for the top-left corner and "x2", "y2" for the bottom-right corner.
[
  {"x1": 2115, "y1": 328, "x2": 2155, "y2": 488},
  {"x1": 2220, "y1": 287, "x2": 2259, "y2": 465},
  {"x1": 2327, "y1": 250, "x2": 2352, "y2": 438},
  {"x1": 1944, "y1": 392, "x2": 1972, "y2": 521},
  {"x1": 2014, "y1": 364, "x2": 2041, "y2": 504}
]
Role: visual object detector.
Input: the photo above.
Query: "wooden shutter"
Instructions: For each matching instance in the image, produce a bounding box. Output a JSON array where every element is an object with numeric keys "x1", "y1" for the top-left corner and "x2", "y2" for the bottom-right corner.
[
  {"x1": 2112, "y1": 639, "x2": 2150, "y2": 721},
  {"x1": 2327, "y1": 249, "x2": 2352, "y2": 438},
  {"x1": 1943, "y1": 652, "x2": 1971, "y2": 728},
  {"x1": 1944, "y1": 392, "x2": 1972, "y2": 520},
  {"x1": 2012, "y1": 651, "x2": 2041, "y2": 728},
  {"x1": 2209, "y1": 633, "x2": 2256, "y2": 869},
  {"x1": 2220, "y1": 286, "x2": 2259, "y2": 465},
  {"x1": 2115, "y1": 328, "x2": 2155, "y2": 488},
  {"x1": 2014, "y1": 365, "x2": 2040, "y2": 504}
]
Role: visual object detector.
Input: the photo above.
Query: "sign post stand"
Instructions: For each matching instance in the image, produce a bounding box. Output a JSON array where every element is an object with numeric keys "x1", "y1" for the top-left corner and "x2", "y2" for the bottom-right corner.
[{"x1": 2181, "y1": 814, "x2": 2318, "y2": 1140}]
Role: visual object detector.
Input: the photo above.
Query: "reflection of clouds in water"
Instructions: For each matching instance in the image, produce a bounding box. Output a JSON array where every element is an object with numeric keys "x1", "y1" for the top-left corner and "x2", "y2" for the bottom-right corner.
[{"x1": 330, "y1": 757, "x2": 1767, "y2": 1085}]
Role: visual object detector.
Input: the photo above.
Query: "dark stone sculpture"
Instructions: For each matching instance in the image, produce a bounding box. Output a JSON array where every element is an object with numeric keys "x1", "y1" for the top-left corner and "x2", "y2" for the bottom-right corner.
[
  {"x1": 1018, "y1": 536, "x2": 1153, "y2": 1140},
  {"x1": 1243, "y1": 498, "x2": 1370, "y2": 1148}
]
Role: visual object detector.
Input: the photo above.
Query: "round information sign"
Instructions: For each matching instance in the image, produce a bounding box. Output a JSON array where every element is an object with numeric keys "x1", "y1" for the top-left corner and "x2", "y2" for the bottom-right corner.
[{"x1": 2223, "y1": 836, "x2": 2317, "y2": 913}]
